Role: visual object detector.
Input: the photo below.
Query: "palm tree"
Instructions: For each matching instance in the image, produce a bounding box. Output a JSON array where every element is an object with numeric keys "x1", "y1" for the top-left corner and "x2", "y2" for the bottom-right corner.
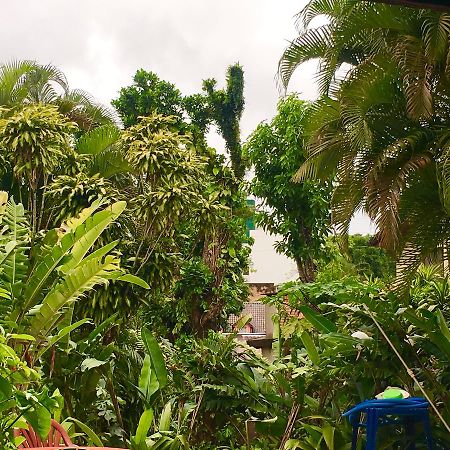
[
  {"x1": 0, "y1": 60, "x2": 117, "y2": 128},
  {"x1": 0, "y1": 61, "x2": 122, "y2": 233},
  {"x1": 278, "y1": 0, "x2": 450, "y2": 283}
]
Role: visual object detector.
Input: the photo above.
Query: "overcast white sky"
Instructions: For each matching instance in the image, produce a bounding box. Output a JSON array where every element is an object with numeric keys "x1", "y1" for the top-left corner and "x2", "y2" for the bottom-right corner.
[{"x1": 0, "y1": 0, "x2": 372, "y2": 235}]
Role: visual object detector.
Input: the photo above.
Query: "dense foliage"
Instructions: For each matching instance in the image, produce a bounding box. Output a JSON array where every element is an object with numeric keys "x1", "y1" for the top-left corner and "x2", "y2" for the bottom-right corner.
[
  {"x1": 279, "y1": 0, "x2": 450, "y2": 284},
  {"x1": 2, "y1": 1, "x2": 450, "y2": 446},
  {"x1": 0, "y1": 60, "x2": 252, "y2": 448},
  {"x1": 316, "y1": 234, "x2": 396, "y2": 283}
]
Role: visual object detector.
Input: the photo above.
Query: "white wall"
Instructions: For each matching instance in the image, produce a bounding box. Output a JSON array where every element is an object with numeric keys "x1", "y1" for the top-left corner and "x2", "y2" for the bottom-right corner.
[
  {"x1": 246, "y1": 229, "x2": 298, "y2": 284},
  {"x1": 246, "y1": 213, "x2": 375, "y2": 285}
]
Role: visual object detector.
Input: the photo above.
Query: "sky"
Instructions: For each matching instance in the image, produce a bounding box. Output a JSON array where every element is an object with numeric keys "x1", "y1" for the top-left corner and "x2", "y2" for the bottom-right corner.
[{"x1": 0, "y1": 0, "x2": 372, "y2": 236}]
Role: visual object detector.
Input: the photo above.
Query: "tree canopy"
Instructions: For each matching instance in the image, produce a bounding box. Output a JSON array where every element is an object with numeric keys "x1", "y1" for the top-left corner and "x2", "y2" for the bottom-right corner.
[{"x1": 245, "y1": 94, "x2": 330, "y2": 281}]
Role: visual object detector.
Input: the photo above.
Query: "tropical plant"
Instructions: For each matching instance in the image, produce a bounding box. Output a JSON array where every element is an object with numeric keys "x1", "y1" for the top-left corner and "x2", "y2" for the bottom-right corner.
[
  {"x1": 267, "y1": 274, "x2": 450, "y2": 448},
  {"x1": 0, "y1": 104, "x2": 78, "y2": 233},
  {"x1": 0, "y1": 192, "x2": 148, "y2": 363},
  {"x1": 129, "y1": 328, "x2": 192, "y2": 450},
  {"x1": 0, "y1": 324, "x2": 63, "y2": 449},
  {"x1": 245, "y1": 94, "x2": 330, "y2": 281},
  {"x1": 0, "y1": 60, "x2": 117, "y2": 128},
  {"x1": 278, "y1": 0, "x2": 450, "y2": 283},
  {"x1": 112, "y1": 69, "x2": 210, "y2": 147}
]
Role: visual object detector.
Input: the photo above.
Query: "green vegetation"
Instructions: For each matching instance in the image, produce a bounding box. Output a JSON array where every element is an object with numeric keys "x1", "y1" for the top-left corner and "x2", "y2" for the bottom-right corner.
[
  {"x1": 245, "y1": 95, "x2": 330, "y2": 281},
  {"x1": 279, "y1": 0, "x2": 450, "y2": 285},
  {"x1": 1, "y1": 1, "x2": 450, "y2": 448}
]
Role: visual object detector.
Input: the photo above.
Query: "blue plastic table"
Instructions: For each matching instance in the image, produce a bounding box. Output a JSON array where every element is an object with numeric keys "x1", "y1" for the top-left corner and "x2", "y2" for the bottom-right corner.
[{"x1": 343, "y1": 397, "x2": 433, "y2": 450}]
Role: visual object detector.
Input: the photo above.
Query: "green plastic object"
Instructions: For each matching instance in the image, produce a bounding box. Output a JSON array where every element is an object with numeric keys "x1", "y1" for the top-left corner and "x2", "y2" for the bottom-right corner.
[{"x1": 382, "y1": 388, "x2": 404, "y2": 399}]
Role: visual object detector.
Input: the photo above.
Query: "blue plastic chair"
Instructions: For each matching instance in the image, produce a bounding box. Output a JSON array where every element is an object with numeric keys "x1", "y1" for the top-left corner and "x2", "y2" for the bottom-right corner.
[{"x1": 343, "y1": 397, "x2": 434, "y2": 450}]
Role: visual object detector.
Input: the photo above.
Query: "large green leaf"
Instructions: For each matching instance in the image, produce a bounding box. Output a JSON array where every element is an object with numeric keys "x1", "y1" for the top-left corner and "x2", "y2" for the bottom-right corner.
[
  {"x1": 322, "y1": 424, "x2": 335, "y2": 450},
  {"x1": 76, "y1": 124, "x2": 121, "y2": 155},
  {"x1": 300, "y1": 330, "x2": 320, "y2": 365},
  {"x1": 298, "y1": 305, "x2": 337, "y2": 333},
  {"x1": 29, "y1": 255, "x2": 123, "y2": 339},
  {"x1": 22, "y1": 202, "x2": 123, "y2": 314},
  {"x1": 60, "y1": 201, "x2": 126, "y2": 273},
  {"x1": 0, "y1": 195, "x2": 30, "y2": 299},
  {"x1": 141, "y1": 327, "x2": 168, "y2": 389},
  {"x1": 138, "y1": 355, "x2": 160, "y2": 403},
  {"x1": 134, "y1": 408, "x2": 154, "y2": 445},
  {"x1": 23, "y1": 403, "x2": 51, "y2": 440},
  {"x1": 159, "y1": 400, "x2": 173, "y2": 432}
]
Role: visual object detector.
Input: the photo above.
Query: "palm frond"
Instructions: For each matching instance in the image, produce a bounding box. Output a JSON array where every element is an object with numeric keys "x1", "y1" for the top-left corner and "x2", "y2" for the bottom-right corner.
[
  {"x1": 278, "y1": 26, "x2": 332, "y2": 89},
  {"x1": 76, "y1": 124, "x2": 122, "y2": 155},
  {"x1": 0, "y1": 60, "x2": 38, "y2": 105}
]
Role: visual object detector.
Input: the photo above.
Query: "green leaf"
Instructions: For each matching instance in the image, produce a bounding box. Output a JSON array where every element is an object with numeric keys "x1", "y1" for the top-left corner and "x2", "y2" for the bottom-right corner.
[
  {"x1": 141, "y1": 327, "x2": 168, "y2": 389},
  {"x1": 298, "y1": 305, "x2": 337, "y2": 333},
  {"x1": 159, "y1": 401, "x2": 173, "y2": 432},
  {"x1": 139, "y1": 355, "x2": 160, "y2": 403},
  {"x1": 7, "y1": 333, "x2": 35, "y2": 341},
  {"x1": 0, "y1": 375, "x2": 12, "y2": 401},
  {"x1": 322, "y1": 424, "x2": 335, "y2": 450},
  {"x1": 23, "y1": 403, "x2": 51, "y2": 440},
  {"x1": 80, "y1": 358, "x2": 108, "y2": 372},
  {"x1": 117, "y1": 273, "x2": 150, "y2": 289},
  {"x1": 76, "y1": 124, "x2": 121, "y2": 155},
  {"x1": 64, "y1": 417, "x2": 103, "y2": 446},
  {"x1": 300, "y1": 331, "x2": 320, "y2": 365},
  {"x1": 436, "y1": 309, "x2": 450, "y2": 342},
  {"x1": 0, "y1": 197, "x2": 30, "y2": 299},
  {"x1": 134, "y1": 408, "x2": 154, "y2": 444},
  {"x1": 22, "y1": 202, "x2": 121, "y2": 314},
  {"x1": 61, "y1": 201, "x2": 126, "y2": 272},
  {"x1": 29, "y1": 255, "x2": 123, "y2": 339}
]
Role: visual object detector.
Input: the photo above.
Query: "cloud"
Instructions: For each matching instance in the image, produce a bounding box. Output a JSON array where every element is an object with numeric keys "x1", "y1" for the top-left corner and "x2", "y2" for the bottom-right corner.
[
  {"x1": 0, "y1": 0, "x2": 315, "y2": 144},
  {"x1": 0, "y1": 0, "x2": 374, "y2": 245}
]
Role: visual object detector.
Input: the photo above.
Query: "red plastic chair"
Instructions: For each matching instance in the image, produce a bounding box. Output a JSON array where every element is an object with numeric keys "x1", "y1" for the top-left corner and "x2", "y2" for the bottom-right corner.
[{"x1": 14, "y1": 419, "x2": 74, "y2": 448}]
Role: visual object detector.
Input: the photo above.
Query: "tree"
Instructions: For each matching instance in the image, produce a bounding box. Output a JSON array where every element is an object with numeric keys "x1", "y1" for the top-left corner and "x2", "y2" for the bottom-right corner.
[
  {"x1": 112, "y1": 69, "x2": 210, "y2": 147},
  {"x1": 0, "y1": 60, "x2": 117, "y2": 129},
  {"x1": 0, "y1": 62, "x2": 122, "y2": 236},
  {"x1": 278, "y1": 1, "x2": 450, "y2": 283},
  {"x1": 348, "y1": 234, "x2": 396, "y2": 280},
  {"x1": 0, "y1": 104, "x2": 78, "y2": 234},
  {"x1": 245, "y1": 95, "x2": 330, "y2": 282},
  {"x1": 203, "y1": 64, "x2": 246, "y2": 179},
  {"x1": 317, "y1": 234, "x2": 396, "y2": 282},
  {"x1": 110, "y1": 69, "x2": 252, "y2": 334}
]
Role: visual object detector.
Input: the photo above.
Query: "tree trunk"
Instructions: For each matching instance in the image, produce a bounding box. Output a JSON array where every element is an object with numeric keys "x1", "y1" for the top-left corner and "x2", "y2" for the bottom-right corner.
[{"x1": 296, "y1": 257, "x2": 317, "y2": 283}]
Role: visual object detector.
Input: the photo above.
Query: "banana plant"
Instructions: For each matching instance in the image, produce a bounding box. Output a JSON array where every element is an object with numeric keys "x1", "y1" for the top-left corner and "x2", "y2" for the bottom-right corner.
[{"x1": 0, "y1": 191, "x2": 149, "y2": 365}]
